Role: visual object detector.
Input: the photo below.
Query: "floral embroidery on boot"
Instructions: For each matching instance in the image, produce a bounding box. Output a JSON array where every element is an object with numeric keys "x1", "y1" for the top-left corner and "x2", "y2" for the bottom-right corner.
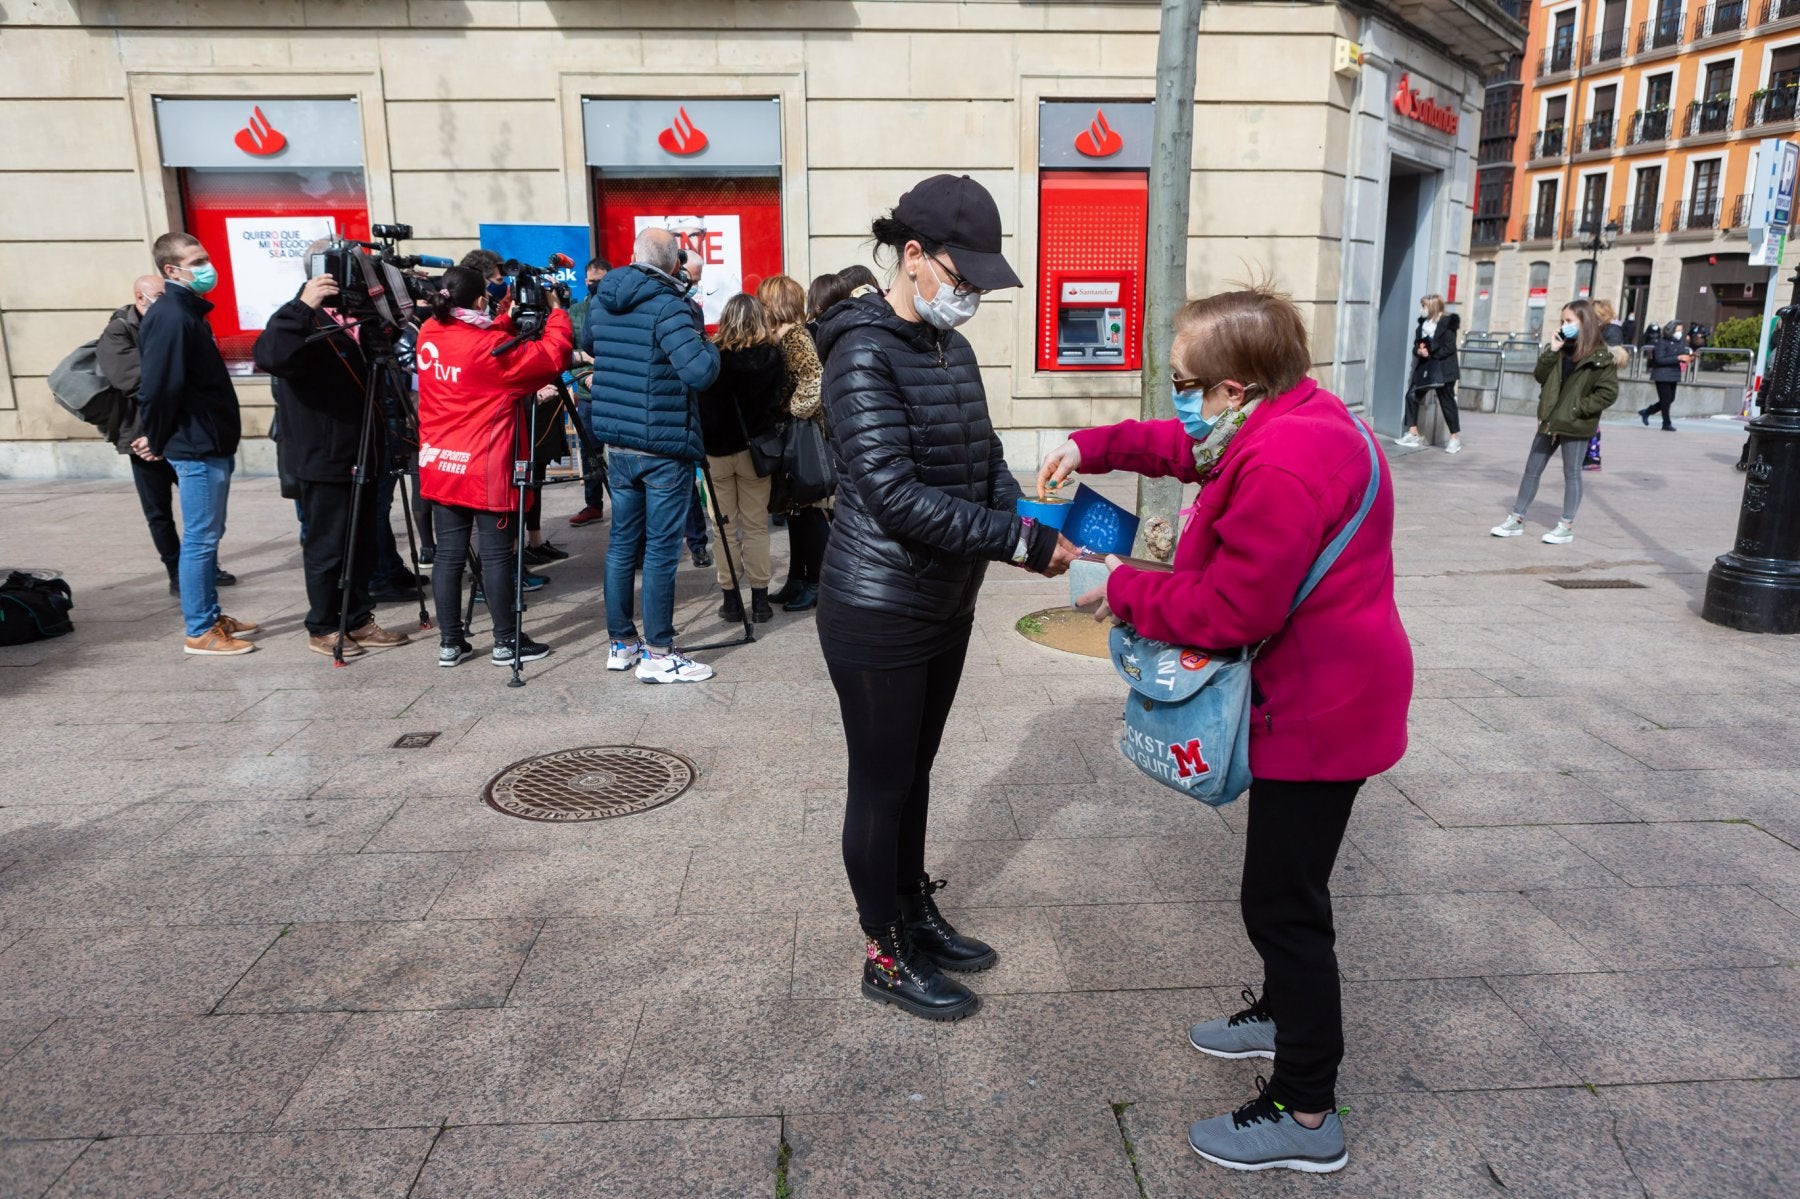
[{"x1": 865, "y1": 939, "x2": 900, "y2": 989}]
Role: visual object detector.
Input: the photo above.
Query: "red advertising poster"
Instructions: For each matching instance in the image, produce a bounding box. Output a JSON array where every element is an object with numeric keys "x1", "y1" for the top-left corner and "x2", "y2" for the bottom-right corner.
[
  {"x1": 593, "y1": 175, "x2": 782, "y2": 329},
  {"x1": 179, "y1": 169, "x2": 370, "y2": 366}
]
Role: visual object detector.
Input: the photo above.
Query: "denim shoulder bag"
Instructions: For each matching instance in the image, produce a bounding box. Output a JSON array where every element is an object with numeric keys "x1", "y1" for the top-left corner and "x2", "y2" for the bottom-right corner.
[{"x1": 1108, "y1": 418, "x2": 1380, "y2": 806}]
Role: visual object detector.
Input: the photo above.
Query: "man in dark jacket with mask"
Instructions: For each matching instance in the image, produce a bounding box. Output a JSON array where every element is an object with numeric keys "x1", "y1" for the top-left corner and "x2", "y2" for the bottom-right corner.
[
  {"x1": 138, "y1": 231, "x2": 258, "y2": 656},
  {"x1": 580, "y1": 227, "x2": 720, "y2": 683},
  {"x1": 252, "y1": 256, "x2": 411, "y2": 659},
  {"x1": 97, "y1": 273, "x2": 239, "y2": 597}
]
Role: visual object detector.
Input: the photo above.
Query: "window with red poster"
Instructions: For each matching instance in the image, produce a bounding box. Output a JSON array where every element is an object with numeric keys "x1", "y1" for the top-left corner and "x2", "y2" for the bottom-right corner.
[
  {"x1": 178, "y1": 169, "x2": 370, "y2": 370},
  {"x1": 594, "y1": 175, "x2": 782, "y2": 330}
]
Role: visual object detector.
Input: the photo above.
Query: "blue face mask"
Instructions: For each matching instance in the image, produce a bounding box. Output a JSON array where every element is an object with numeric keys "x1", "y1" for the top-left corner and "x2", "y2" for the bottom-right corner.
[
  {"x1": 1560, "y1": 322, "x2": 1581, "y2": 341},
  {"x1": 177, "y1": 262, "x2": 218, "y2": 295},
  {"x1": 1172, "y1": 382, "x2": 1218, "y2": 441},
  {"x1": 486, "y1": 279, "x2": 508, "y2": 302}
]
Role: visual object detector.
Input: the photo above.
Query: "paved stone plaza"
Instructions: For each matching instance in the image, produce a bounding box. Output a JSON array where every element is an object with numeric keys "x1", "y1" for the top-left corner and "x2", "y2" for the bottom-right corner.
[{"x1": 2, "y1": 409, "x2": 1798, "y2": 1197}]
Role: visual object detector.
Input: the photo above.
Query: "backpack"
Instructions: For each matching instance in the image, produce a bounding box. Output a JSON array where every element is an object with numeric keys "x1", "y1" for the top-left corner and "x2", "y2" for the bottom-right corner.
[
  {"x1": 48, "y1": 339, "x2": 126, "y2": 432},
  {"x1": 0, "y1": 571, "x2": 74, "y2": 646}
]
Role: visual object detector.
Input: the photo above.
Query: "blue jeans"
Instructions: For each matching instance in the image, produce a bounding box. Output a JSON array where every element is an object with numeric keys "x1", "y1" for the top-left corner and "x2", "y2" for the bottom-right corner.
[
  {"x1": 685, "y1": 478, "x2": 710, "y2": 553},
  {"x1": 605, "y1": 452, "x2": 691, "y2": 651},
  {"x1": 170, "y1": 456, "x2": 233, "y2": 637},
  {"x1": 581, "y1": 398, "x2": 607, "y2": 510}
]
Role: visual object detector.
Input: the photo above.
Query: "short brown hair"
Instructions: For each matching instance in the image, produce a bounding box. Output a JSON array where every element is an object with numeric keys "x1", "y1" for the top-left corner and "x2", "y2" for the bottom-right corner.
[
  {"x1": 152, "y1": 232, "x2": 201, "y2": 271},
  {"x1": 713, "y1": 293, "x2": 771, "y2": 352},
  {"x1": 1172, "y1": 285, "x2": 1312, "y2": 399},
  {"x1": 756, "y1": 275, "x2": 805, "y2": 327}
]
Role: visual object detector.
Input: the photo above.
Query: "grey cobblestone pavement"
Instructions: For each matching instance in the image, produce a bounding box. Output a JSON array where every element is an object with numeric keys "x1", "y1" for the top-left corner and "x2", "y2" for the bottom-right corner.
[{"x1": 1, "y1": 409, "x2": 1797, "y2": 1197}]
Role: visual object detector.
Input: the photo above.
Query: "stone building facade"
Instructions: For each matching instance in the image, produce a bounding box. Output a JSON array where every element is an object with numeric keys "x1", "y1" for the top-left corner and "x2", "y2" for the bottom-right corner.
[{"x1": 0, "y1": 0, "x2": 1520, "y2": 476}]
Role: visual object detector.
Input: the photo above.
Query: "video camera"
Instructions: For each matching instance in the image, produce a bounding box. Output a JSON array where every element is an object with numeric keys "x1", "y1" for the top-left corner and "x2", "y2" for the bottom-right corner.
[
  {"x1": 310, "y1": 223, "x2": 453, "y2": 336},
  {"x1": 491, "y1": 253, "x2": 574, "y2": 356}
]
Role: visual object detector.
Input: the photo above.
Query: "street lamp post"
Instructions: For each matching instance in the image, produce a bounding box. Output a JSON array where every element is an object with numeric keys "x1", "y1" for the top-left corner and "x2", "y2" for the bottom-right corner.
[
  {"x1": 1703, "y1": 263, "x2": 1800, "y2": 633},
  {"x1": 1577, "y1": 218, "x2": 1620, "y2": 300}
]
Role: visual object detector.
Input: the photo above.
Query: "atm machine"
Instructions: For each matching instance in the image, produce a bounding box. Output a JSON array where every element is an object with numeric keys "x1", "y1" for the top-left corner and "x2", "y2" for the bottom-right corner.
[{"x1": 1050, "y1": 274, "x2": 1133, "y2": 366}]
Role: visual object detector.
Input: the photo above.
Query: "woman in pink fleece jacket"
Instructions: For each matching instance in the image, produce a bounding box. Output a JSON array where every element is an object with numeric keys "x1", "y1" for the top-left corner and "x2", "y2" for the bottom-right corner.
[{"x1": 1041, "y1": 286, "x2": 1411, "y2": 1176}]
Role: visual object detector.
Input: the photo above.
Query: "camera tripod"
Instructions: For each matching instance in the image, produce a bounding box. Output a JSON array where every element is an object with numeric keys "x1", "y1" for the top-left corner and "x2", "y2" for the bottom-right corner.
[
  {"x1": 306, "y1": 320, "x2": 431, "y2": 668},
  {"x1": 682, "y1": 454, "x2": 756, "y2": 654}
]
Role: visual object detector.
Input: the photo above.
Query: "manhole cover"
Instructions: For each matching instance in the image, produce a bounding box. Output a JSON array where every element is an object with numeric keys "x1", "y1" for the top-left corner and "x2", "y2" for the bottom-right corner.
[
  {"x1": 1545, "y1": 578, "x2": 1646, "y2": 590},
  {"x1": 482, "y1": 746, "x2": 697, "y2": 823},
  {"x1": 1015, "y1": 607, "x2": 1111, "y2": 658}
]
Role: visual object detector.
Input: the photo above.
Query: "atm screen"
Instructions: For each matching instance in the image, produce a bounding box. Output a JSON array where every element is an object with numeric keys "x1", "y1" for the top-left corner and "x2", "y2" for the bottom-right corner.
[{"x1": 1059, "y1": 310, "x2": 1103, "y2": 346}]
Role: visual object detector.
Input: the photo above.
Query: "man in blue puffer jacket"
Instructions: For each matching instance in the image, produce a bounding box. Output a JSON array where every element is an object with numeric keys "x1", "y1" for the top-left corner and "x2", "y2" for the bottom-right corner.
[{"x1": 581, "y1": 227, "x2": 722, "y2": 683}]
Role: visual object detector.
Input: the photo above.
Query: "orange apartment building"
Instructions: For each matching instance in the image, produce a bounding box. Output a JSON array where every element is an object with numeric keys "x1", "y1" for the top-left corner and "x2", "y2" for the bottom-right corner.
[{"x1": 1472, "y1": 0, "x2": 1800, "y2": 338}]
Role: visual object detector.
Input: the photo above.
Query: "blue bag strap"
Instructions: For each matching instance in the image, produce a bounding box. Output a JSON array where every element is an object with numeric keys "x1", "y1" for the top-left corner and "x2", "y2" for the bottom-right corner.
[{"x1": 1289, "y1": 417, "x2": 1380, "y2": 615}]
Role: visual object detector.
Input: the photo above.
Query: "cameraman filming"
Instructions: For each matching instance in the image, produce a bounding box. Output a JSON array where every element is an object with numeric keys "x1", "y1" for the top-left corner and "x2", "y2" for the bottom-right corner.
[
  {"x1": 252, "y1": 247, "x2": 411, "y2": 659},
  {"x1": 416, "y1": 264, "x2": 573, "y2": 668}
]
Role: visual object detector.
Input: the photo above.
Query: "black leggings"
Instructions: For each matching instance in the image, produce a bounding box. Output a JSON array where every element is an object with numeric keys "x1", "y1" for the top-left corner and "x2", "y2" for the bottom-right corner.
[
  {"x1": 1643, "y1": 380, "x2": 1678, "y2": 428},
  {"x1": 1242, "y1": 777, "x2": 1363, "y2": 1112},
  {"x1": 431, "y1": 505, "x2": 517, "y2": 645},
  {"x1": 826, "y1": 635, "x2": 970, "y2": 927},
  {"x1": 787, "y1": 507, "x2": 830, "y2": 584},
  {"x1": 1404, "y1": 383, "x2": 1461, "y2": 435}
]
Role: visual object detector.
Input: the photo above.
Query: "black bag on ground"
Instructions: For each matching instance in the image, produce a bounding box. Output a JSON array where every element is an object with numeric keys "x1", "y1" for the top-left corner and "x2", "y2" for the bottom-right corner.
[
  {"x1": 770, "y1": 418, "x2": 834, "y2": 513},
  {"x1": 0, "y1": 572, "x2": 74, "y2": 645}
]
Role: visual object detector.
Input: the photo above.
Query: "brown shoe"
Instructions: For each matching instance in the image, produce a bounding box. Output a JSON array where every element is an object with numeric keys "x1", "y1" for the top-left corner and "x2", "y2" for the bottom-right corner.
[
  {"x1": 347, "y1": 619, "x2": 409, "y2": 647},
  {"x1": 185, "y1": 621, "x2": 256, "y2": 656},
  {"x1": 309, "y1": 632, "x2": 366, "y2": 658},
  {"x1": 217, "y1": 614, "x2": 260, "y2": 636}
]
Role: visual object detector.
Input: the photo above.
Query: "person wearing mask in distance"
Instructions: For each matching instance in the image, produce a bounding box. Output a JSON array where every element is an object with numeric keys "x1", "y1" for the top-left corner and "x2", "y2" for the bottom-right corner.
[
  {"x1": 582, "y1": 228, "x2": 722, "y2": 683},
  {"x1": 1582, "y1": 299, "x2": 1628, "y2": 471},
  {"x1": 252, "y1": 246, "x2": 410, "y2": 660},
  {"x1": 1394, "y1": 293, "x2": 1461, "y2": 454},
  {"x1": 97, "y1": 274, "x2": 241, "y2": 597},
  {"x1": 137, "y1": 232, "x2": 259, "y2": 656},
  {"x1": 677, "y1": 247, "x2": 715, "y2": 571},
  {"x1": 415, "y1": 264, "x2": 573, "y2": 668},
  {"x1": 1491, "y1": 300, "x2": 1619, "y2": 545},
  {"x1": 1639, "y1": 319, "x2": 1687, "y2": 431},
  {"x1": 1039, "y1": 285, "x2": 1411, "y2": 1175},
  {"x1": 815, "y1": 175, "x2": 1077, "y2": 1024},
  {"x1": 568, "y1": 256, "x2": 612, "y2": 528}
]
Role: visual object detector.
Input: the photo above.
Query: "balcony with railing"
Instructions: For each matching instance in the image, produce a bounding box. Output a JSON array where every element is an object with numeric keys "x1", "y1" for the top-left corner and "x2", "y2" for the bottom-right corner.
[
  {"x1": 1692, "y1": 0, "x2": 1749, "y2": 38},
  {"x1": 1531, "y1": 126, "x2": 1568, "y2": 160},
  {"x1": 1730, "y1": 194, "x2": 1750, "y2": 227},
  {"x1": 1585, "y1": 30, "x2": 1629, "y2": 66},
  {"x1": 1745, "y1": 82, "x2": 1800, "y2": 127},
  {"x1": 1522, "y1": 209, "x2": 1561, "y2": 242},
  {"x1": 1762, "y1": 0, "x2": 1800, "y2": 24},
  {"x1": 1638, "y1": 11, "x2": 1687, "y2": 54},
  {"x1": 1472, "y1": 215, "x2": 1510, "y2": 246},
  {"x1": 1685, "y1": 95, "x2": 1736, "y2": 137},
  {"x1": 1538, "y1": 42, "x2": 1578, "y2": 78},
  {"x1": 1669, "y1": 198, "x2": 1724, "y2": 233},
  {"x1": 1577, "y1": 116, "x2": 1617, "y2": 153},
  {"x1": 1624, "y1": 201, "x2": 1664, "y2": 235},
  {"x1": 1628, "y1": 108, "x2": 1675, "y2": 145}
]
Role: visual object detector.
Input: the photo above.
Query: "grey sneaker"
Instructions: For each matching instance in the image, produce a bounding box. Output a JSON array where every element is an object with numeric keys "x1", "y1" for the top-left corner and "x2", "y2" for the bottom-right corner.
[
  {"x1": 1188, "y1": 1083, "x2": 1348, "y2": 1174},
  {"x1": 1189, "y1": 988, "x2": 1276, "y2": 1059}
]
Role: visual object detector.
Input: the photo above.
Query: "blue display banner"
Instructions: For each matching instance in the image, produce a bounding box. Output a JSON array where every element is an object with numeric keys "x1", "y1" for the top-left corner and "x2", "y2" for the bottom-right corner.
[{"x1": 476, "y1": 223, "x2": 592, "y2": 290}]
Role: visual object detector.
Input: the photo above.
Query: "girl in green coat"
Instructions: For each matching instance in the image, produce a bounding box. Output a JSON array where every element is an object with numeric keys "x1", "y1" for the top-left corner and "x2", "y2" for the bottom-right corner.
[{"x1": 1491, "y1": 300, "x2": 1619, "y2": 545}]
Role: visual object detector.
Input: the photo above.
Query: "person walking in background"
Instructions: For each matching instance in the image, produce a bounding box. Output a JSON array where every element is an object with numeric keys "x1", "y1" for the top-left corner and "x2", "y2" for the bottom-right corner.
[
  {"x1": 759, "y1": 273, "x2": 828, "y2": 612},
  {"x1": 697, "y1": 293, "x2": 789, "y2": 624},
  {"x1": 816, "y1": 175, "x2": 1072, "y2": 1025},
  {"x1": 1039, "y1": 284, "x2": 1411, "y2": 1176},
  {"x1": 96, "y1": 273, "x2": 240, "y2": 597},
  {"x1": 1582, "y1": 299, "x2": 1627, "y2": 471},
  {"x1": 1492, "y1": 300, "x2": 1619, "y2": 545},
  {"x1": 568, "y1": 256, "x2": 612, "y2": 528},
  {"x1": 1639, "y1": 320, "x2": 1687, "y2": 430},
  {"x1": 1394, "y1": 293, "x2": 1461, "y2": 453},
  {"x1": 584, "y1": 228, "x2": 722, "y2": 683},
  {"x1": 138, "y1": 232, "x2": 259, "y2": 657}
]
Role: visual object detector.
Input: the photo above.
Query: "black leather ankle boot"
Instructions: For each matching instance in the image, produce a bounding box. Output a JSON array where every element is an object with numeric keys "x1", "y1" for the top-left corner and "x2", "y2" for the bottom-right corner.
[
  {"x1": 750, "y1": 588, "x2": 774, "y2": 622},
  {"x1": 718, "y1": 588, "x2": 744, "y2": 623},
  {"x1": 861, "y1": 921, "x2": 980, "y2": 1021},
  {"x1": 899, "y1": 875, "x2": 997, "y2": 972}
]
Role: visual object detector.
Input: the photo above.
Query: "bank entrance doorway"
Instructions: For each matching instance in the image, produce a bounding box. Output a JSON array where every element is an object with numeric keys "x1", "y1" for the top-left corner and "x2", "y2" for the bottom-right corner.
[{"x1": 1372, "y1": 158, "x2": 1441, "y2": 437}]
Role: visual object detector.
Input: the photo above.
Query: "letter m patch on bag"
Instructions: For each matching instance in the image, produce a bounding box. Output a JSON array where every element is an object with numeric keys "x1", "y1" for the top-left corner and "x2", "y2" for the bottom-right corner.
[{"x1": 1109, "y1": 626, "x2": 1252, "y2": 807}]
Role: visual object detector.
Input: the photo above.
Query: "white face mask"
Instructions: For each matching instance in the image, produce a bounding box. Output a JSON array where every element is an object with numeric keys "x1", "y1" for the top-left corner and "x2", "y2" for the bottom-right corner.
[{"x1": 912, "y1": 258, "x2": 980, "y2": 331}]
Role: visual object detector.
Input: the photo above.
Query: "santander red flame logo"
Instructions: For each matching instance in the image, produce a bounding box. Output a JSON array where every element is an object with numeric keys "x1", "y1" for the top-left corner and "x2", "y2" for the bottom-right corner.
[
  {"x1": 233, "y1": 106, "x2": 287, "y2": 157},
  {"x1": 657, "y1": 107, "x2": 709, "y2": 156},
  {"x1": 1391, "y1": 73, "x2": 1460, "y2": 136},
  {"x1": 1074, "y1": 108, "x2": 1124, "y2": 158}
]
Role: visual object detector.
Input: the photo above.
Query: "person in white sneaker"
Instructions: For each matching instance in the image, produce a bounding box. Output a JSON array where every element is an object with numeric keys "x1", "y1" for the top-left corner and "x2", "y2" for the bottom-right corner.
[
  {"x1": 1398, "y1": 294, "x2": 1462, "y2": 453},
  {"x1": 1491, "y1": 301, "x2": 1619, "y2": 545}
]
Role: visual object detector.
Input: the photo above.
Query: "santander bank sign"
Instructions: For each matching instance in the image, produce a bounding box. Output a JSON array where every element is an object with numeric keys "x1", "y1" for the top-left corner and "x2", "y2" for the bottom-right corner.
[{"x1": 1392, "y1": 73, "x2": 1459, "y2": 136}]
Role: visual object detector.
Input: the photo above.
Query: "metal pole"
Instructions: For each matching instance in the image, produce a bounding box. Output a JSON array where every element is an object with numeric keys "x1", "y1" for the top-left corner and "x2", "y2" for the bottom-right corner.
[
  {"x1": 1751, "y1": 263, "x2": 1784, "y2": 417},
  {"x1": 1135, "y1": 0, "x2": 1204, "y2": 556}
]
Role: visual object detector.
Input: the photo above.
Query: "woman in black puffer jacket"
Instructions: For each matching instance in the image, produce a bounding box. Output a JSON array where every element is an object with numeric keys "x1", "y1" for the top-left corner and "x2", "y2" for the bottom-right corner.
[{"x1": 816, "y1": 175, "x2": 1073, "y2": 1023}]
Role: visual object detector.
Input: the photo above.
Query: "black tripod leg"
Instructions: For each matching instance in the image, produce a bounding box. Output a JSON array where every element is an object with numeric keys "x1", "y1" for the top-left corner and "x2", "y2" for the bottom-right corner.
[
  {"x1": 463, "y1": 543, "x2": 482, "y2": 636},
  {"x1": 508, "y1": 396, "x2": 534, "y2": 689},
  {"x1": 334, "y1": 370, "x2": 382, "y2": 667},
  {"x1": 683, "y1": 458, "x2": 756, "y2": 653},
  {"x1": 395, "y1": 468, "x2": 431, "y2": 631}
]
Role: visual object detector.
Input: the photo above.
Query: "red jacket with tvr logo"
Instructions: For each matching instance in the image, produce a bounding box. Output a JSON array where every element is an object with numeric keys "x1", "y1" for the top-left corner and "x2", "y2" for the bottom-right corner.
[{"x1": 415, "y1": 309, "x2": 573, "y2": 512}]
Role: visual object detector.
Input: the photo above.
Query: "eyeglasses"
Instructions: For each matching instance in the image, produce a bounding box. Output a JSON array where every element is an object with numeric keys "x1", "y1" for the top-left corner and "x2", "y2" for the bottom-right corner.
[
  {"x1": 1172, "y1": 375, "x2": 1209, "y2": 394},
  {"x1": 928, "y1": 254, "x2": 980, "y2": 297}
]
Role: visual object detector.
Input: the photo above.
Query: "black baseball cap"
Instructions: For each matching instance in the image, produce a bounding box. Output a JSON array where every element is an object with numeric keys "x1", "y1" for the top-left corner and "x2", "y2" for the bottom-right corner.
[{"x1": 894, "y1": 174, "x2": 1021, "y2": 291}]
